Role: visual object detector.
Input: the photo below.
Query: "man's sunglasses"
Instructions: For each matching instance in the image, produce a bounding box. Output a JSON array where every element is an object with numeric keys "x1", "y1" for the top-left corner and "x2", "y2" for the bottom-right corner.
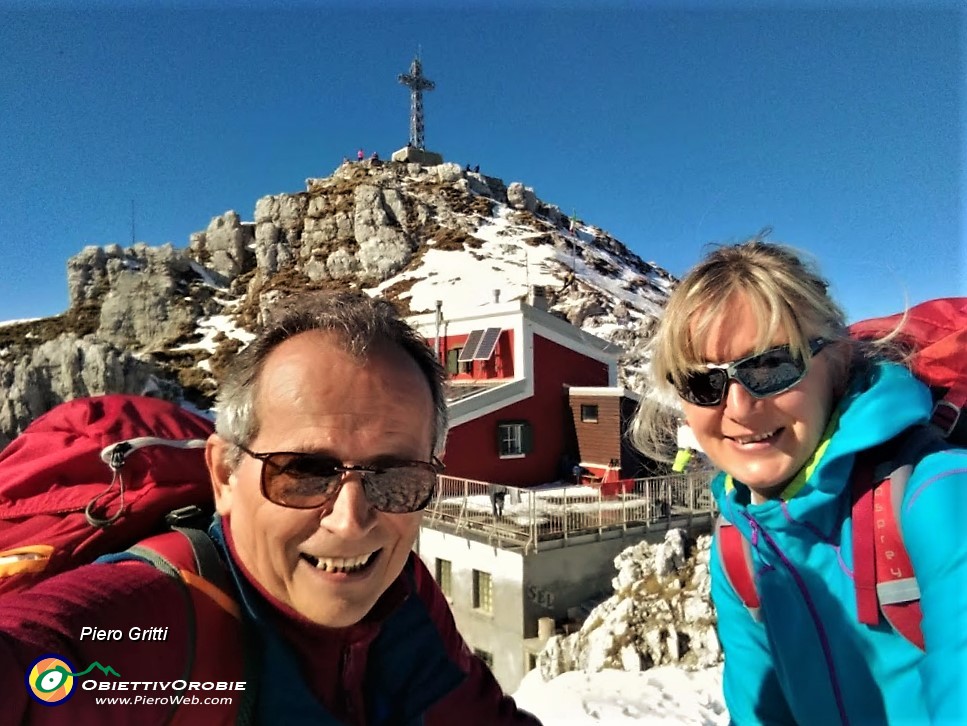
[
  {"x1": 670, "y1": 338, "x2": 829, "y2": 407},
  {"x1": 235, "y1": 444, "x2": 444, "y2": 513}
]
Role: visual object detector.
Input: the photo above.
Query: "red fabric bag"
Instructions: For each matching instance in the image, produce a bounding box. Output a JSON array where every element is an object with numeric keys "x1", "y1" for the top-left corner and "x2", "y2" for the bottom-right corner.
[
  {"x1": 0, "y1": 394, "x2": 214, "y2": 594},
  {"x1": 849, "y1": 296, "x2": 967, "y2": 442}
]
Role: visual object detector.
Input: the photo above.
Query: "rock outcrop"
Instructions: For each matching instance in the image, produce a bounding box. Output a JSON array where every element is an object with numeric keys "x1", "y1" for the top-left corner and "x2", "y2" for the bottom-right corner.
[
  {"x1": 0, "y1": 333, "x2": 170, "y2": 448},
  {"x1": 1, "y1": 157, "x2": 677, "y2": 443},
  {"x1": 538, "y1": 529, "x2": 720, "y2": 680}
]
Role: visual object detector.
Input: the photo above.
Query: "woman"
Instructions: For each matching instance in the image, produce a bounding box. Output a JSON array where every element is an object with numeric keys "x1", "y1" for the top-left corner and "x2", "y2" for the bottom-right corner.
[{"x1": 632, "y1": 240, "x2": 965, "y2": 724}]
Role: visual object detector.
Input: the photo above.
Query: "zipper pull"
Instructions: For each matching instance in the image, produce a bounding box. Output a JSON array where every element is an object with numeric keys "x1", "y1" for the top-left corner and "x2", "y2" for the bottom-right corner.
[{"x1": 746, "y1": 515, "x2": 760, "y2": 547}]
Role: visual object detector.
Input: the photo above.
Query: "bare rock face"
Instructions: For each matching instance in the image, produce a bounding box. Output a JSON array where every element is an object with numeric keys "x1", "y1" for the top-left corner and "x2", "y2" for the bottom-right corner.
[
  {"x1": 66, "y1": 243, "x2": 219, "y2": 351},
  {"x1": 507, "y1": 182, "x2": 538, "y2": 212},
  {"x1": 188, "y1": 211, "x2": 255, "y2": 282},
  {"x1": 0, "y1": 333, "x2": 167, "y2": 447},
  {"x1": 6, "y1": 158, "x2": 678, "y2": 450},
  {"x1": 537, "y1": 530, "x2": 720, "y2": 681}
]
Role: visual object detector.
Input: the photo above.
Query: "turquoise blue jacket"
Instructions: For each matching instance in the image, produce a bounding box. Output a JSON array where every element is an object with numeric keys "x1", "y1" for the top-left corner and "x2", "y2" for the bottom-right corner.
[{"x1": 710, "y1": 362, "x2": 967, "y2": 725}]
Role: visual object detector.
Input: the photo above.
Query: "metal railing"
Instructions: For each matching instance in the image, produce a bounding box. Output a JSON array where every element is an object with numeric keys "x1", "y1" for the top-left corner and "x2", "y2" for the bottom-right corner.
[{"x1": 424, "y1": 472, "x2": 717, "y2": 553}]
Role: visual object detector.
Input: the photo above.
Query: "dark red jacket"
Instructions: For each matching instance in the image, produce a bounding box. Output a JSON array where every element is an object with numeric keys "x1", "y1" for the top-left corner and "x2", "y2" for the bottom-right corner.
[{"x1": 0, "y1": 524, "x2": 541, "y2": 725}]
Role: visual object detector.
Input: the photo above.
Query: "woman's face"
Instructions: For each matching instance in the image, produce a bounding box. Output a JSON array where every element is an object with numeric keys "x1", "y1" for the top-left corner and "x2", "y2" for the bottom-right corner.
[{"x1": 681, "y1": 294, "x2": 839, "y2": 499}]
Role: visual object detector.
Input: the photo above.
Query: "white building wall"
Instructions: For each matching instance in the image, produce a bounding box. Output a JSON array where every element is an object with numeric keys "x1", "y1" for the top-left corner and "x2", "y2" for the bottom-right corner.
[{"x1": 418, "y1": 528, "x2": 527, "y2": 691}]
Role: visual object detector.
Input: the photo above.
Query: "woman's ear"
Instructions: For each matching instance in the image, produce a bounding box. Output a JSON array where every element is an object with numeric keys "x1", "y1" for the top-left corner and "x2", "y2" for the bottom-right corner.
[{"x1": 206, "y1": 434, "x2": 236, "y2": 516}]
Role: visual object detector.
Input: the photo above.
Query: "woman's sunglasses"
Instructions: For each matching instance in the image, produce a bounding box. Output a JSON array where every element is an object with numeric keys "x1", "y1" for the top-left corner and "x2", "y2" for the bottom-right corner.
[
  {"x1": 670, "y1": 338, "x2": 828, "y2": 407},
  {"x1": 235, "y1": 444, "x2": 444, "y2": 513}
]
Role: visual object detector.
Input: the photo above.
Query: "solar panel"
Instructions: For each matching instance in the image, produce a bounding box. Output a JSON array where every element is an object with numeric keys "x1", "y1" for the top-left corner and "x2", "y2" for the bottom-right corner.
[
  {"x1": 472, "y1": 327, "x2": 502, "y2": 361},
  {"x1": 457, "y1": 329, "x2": 485, "y2": 361}
]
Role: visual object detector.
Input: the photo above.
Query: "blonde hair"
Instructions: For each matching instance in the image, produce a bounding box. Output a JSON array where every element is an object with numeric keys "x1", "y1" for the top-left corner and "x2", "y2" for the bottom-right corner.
[{"x1": 630, "y1": 238, "x2": 894, "y2": 462}]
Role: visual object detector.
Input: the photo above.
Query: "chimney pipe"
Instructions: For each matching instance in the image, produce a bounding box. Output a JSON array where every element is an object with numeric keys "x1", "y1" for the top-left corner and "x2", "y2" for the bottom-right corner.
[
  {"x1": 493, "y1": 289, "x2": 500, "y2": 304},
  {"x1": 434, "y1": 300, "x2": 443, "y2": 356}
]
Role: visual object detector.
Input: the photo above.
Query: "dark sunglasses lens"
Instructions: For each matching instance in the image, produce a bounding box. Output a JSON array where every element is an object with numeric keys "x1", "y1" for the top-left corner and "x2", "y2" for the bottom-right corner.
[
  {"x1": 364, "y1": 467, "x2": 437, "y2": 513},
  {"x1": 735, "y1": 348, "x2": 805, "y2": 396},
  {"x1": 680, "y1": 369, "x2": 727, "y2": 406},
  {"x1": 263, "y1": 454, "x2": 342, "y2": 508}
]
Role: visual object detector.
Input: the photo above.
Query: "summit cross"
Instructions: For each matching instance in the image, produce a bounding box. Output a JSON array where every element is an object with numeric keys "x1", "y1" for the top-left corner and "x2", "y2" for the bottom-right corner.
[{"x1": 397, "y1": 56, "x2": 435, "y2": 150}]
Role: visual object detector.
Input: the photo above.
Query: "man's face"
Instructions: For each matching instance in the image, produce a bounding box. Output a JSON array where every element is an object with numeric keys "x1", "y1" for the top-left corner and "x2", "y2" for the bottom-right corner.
[{"x1": 209, "y1": 330, "x2": 435, "y2": 628}]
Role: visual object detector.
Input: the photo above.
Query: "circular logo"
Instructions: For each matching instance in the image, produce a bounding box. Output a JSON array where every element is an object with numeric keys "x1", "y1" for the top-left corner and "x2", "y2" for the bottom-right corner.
[{"x1": 26, "y1": 654, "x2": 76, "y2": 706}]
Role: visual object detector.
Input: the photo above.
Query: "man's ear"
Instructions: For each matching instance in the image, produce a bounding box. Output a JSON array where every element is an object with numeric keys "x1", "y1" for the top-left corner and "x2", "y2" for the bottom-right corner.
[{"x1": 206, "y1": 434, "x2": 236, "y2": 516}]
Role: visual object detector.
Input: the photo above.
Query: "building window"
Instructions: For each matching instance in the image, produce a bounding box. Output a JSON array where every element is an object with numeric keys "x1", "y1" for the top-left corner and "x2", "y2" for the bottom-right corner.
[
  {"x1": 435, "y1": 558, "x2": 452, "y2": 598},
  {"x1": 474, "y1": 648, "x2": 495, "y2": 670},
  {"x1": 472, "y1": 569, "x2": 493, "y2": 613},
  {"x1": 580, "y1": 404, "x2": 599, "y2": 423},
  {"x1": 497, "y1": 421, "x2": 532, "y2": 458}
]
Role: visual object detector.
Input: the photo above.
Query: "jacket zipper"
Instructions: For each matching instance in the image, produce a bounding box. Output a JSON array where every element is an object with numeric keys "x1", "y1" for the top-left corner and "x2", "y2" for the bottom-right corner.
[{"x1": 746, "y1": 514, "x2": 851, "y2": 726}]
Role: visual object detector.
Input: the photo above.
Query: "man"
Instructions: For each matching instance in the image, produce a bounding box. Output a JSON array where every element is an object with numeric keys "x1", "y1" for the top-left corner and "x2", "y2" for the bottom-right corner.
[
  {"x1": 0, "y1": 291, "x2": 541, "y2": 725},
  {"x1": 490, "y1": 486, "x2": 507, "y2": 518}
]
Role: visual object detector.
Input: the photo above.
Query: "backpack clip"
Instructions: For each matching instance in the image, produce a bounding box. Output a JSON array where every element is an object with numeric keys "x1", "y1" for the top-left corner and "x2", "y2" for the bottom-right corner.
[
  {"x1": 107, "y1": 441, "x2": 134, "y2": 471},
  {"x1": 931, "y1": 400, "x2": 961, "y2": 440},
  {"x1": 165, "y1": 505, "x2": 207, "y2": 527}
]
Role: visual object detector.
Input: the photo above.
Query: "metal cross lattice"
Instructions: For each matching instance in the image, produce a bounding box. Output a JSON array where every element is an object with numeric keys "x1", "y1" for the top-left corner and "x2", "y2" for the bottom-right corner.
[{"x1": 398, "y1": 56, "x2": 435, "y2": 150}]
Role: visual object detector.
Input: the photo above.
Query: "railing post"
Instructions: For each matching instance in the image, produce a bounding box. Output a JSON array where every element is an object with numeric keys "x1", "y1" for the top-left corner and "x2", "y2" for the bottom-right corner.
[
  {"x1": 646, "y1": 478, "x2": 653, "y2": 527},
  {"x1": 621, "y1": 485, "x2": 627, "y2": 533},
  {"x1": 598, "y1": 486, "x2": 603, "y2": 536},
  {"x1": 563, "y1": 485, "x2": 568, "y2": 543},
  {"x1": 530, "y1": 489, "x2": 538, "y2": 552}
]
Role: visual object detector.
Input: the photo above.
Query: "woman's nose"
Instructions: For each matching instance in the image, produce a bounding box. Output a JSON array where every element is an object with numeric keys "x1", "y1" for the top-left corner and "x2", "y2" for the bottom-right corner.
[{"x1": 723, "y1": 377, "x2": 757, "y2": 417}]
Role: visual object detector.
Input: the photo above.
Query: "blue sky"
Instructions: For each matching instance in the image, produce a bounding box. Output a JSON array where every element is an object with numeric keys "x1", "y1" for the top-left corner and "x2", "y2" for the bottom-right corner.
[{"x1": 1, "y1": 1, "x2": 962, "y2": 324}]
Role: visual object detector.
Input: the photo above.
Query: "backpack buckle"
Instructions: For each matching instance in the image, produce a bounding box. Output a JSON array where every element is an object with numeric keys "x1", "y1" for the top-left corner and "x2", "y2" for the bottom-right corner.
[
  {"x1": 165, "y1": 505, "x2": 206, "y2": 526},
  {"x1": 931, "y1": 400, "x2": 961, "y2": 439}
]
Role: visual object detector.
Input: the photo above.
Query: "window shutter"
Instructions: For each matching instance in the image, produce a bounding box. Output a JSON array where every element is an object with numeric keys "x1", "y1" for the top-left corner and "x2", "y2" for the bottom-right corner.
[{"x1": 446, "y1": 349, "x2": 460, "y2": 375}]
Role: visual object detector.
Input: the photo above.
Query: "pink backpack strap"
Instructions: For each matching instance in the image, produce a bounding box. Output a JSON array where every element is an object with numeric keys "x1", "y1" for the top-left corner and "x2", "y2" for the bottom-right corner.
[
  {"x1": 851, "y1": 454, "x2": 880, "y2": 626},
  {"x1": 872, "y1": 470, "x2": 925, "y2": 650},
  {"x1": 715, "y1": 515, "x2": 761, "y2": 620},
  {"x1": 852, "y1": 426, "x2": 943, "y2": 650}
]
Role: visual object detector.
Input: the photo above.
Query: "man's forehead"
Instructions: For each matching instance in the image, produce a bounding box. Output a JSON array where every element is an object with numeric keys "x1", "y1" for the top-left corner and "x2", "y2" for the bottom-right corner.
[{"x1": 254, "y1": 330, "x2": 431, "y2": 407}]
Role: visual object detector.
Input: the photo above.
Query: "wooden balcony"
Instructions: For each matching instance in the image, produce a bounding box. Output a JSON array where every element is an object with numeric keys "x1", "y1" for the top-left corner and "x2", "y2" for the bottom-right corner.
[{"x1": 422, "y1": 472, "x2": 717, "y2": 553}]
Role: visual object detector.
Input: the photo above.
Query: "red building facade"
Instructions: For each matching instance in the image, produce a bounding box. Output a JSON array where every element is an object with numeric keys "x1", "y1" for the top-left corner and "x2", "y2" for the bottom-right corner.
[{"x1": 410, "y1": 300, "x2": 622, "y2": 488}]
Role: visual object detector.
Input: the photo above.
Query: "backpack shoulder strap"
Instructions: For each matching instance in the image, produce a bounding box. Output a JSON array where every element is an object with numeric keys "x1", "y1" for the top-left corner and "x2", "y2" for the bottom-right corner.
[
  {"x1": 851, "y1": 425, "x2": 945, "y2": 650},
  {"x1": 124, "y1": 522, "x2": 258, "y2": 725},
  {"x1": 119, "y1": 531, "x2": 206, "y2": 724},
  {"x1": 714, "y1": 515, "x2": 761, "y2": 621}
]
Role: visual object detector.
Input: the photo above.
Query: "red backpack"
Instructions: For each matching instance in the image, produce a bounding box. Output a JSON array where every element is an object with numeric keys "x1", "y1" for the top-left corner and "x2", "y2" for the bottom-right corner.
[
  {"x1": 718, "y1": 297, "x2": 967, "y2": 649},
  {"x1": 0, "y1": 394, "x2": 216, "y2": 594}
]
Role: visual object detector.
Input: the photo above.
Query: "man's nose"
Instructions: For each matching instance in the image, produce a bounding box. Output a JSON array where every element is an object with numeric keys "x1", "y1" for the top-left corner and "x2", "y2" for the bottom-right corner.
[{"x1": 319, "y1": 473, "x2": 378, "y2": 536}]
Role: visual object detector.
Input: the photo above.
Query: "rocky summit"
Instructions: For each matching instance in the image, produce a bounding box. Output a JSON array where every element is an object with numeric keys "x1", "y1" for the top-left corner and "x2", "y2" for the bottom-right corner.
[{"x1": 0, "y1": 158, "x2": 676, "y2": 446}]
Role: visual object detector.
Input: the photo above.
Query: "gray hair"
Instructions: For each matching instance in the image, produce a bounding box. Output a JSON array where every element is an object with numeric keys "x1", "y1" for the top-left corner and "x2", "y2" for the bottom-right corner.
[
  {"x1": 630, "y1": 237, "x2": 897, "y2": 462},
  {"x1": 215, "y1": 290, "x2": 448, "y2": 467}
]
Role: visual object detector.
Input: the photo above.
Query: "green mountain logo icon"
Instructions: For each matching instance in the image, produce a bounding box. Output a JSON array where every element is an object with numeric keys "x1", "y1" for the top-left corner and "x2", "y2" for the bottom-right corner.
[{"x1": 70, "y1": 661, "x2": 121, "y2": 678}]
